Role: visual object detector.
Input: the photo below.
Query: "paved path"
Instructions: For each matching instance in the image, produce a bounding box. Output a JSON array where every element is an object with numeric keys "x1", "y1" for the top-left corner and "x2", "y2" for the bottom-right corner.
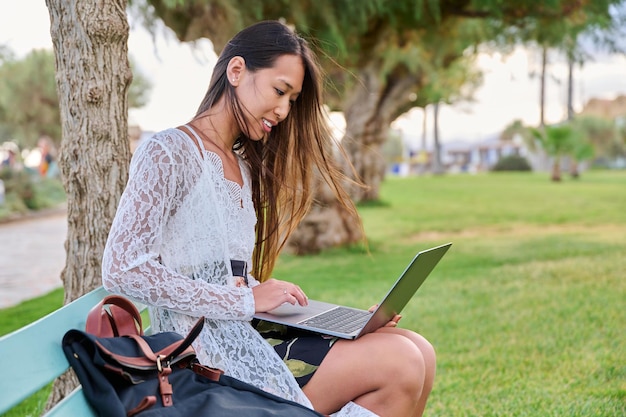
[{"x1": 0, "y1": 211, "x2": 66, "y2": 309}]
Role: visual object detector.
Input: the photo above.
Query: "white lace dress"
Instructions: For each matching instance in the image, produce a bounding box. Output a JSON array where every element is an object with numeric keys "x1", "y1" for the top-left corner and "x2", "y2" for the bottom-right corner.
[{"x1": 102, "y1": 127, "x2": 376, "y2": 417}]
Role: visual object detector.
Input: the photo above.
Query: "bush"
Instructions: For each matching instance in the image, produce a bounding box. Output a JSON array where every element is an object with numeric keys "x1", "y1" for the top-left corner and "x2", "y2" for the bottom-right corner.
[
  {"x1": 0, "y1": 167, "x2": 36, "y2": 209},
  {"x1": 0, "y1": 168, "x2": 65, "y2": 219},
  {"x1": 491, "y1": 154, "x2": 532, "y2": 172}
]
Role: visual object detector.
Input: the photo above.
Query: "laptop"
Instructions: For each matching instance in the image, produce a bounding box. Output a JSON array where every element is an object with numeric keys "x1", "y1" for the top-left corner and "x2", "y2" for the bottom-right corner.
[{"x1": 253, "y1": 242, "x2": 452, "y2": 339}]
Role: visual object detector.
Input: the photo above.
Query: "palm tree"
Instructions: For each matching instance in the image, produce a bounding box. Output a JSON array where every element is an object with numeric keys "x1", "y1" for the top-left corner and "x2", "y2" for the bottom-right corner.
[
  {"x1": 569, "y1": 136, "x2": 595, "y2": 178},
  {"x1": 531, "y1": 125, "x2": 576, "y2": 181}
]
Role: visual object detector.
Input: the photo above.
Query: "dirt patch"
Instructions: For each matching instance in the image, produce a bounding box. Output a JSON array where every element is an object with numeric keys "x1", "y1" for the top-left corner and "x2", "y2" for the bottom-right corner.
[{"x1": 405, "y1": 223, "x2": 626, "y2": 243}]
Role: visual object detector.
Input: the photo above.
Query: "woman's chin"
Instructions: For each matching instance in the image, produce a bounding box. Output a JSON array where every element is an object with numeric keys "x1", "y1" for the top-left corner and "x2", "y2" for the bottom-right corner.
[{"x1": 250, "y1": 130, "x2": 267, "y2": 141}]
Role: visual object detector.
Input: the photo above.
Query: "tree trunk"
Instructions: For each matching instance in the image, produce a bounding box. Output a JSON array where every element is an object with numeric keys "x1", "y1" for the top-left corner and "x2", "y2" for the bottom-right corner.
[
  {"x1": 567, "y1": 55, "x2": 579, "y2": 178},
  {"x1": 287, "y1": 63, "x2": 419, "y2": 253},
  {"x1": 341, "y1": 64, "x2": 419, "y2": 201},
  {"x1": 44, "y1": 0, "x2": 131, "y2": 410},
  {"x1": 551, "y1": 159, "x2": 562, "y2": 181},
  {"x1": 570, "y1": 160, "x2": 580, "y2": 178},
  {"x1": 567, "y1": 55, "x2": 574, "y2": 121},
  {"x1": 432, "y1": 101, "x2": 445, "y2": 174},
  {"x1": 421, "y1": 106, "x2": 427, "y2": 153},
  {"x1": 418, "y1": 105, "x2": 428, "y2": 174},
  {"x1": 540, "y1": 45, "x2": 547, "y2": 127},
  {"x1": 285, "y1": 175, "x2": 363, "y2": 254}
]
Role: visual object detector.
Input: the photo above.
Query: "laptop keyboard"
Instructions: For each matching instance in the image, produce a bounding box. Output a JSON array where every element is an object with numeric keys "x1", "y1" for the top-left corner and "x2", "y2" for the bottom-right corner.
[{"x1": 299, "y1": 306, "x2": 371, "y2": 334}]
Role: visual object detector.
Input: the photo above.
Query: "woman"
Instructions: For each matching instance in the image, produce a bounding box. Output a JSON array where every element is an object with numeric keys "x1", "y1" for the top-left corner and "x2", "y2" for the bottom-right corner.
[{"x1": 102, "y1": 20, "x2": 435, "y2": 417}]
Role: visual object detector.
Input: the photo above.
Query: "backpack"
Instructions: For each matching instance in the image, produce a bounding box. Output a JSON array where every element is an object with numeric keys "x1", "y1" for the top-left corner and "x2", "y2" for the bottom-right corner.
[{"x1": 62, "y1": 295, "x2": 327, "y2": 417}]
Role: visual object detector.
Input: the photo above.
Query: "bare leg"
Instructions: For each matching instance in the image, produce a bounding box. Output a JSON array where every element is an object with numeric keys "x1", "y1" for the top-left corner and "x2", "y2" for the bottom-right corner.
[
  {"x1": 302, "y1": 330, "x2": 427, "y2": 417},
  {"x1": 375, "y1": 327, "x2": 436, "y2": 416}
]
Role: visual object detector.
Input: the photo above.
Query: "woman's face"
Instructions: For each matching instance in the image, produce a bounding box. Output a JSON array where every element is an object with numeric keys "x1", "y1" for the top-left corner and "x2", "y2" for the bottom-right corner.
[{"x1": 235, "y1": 54, "x2": 304, "y2": 140}]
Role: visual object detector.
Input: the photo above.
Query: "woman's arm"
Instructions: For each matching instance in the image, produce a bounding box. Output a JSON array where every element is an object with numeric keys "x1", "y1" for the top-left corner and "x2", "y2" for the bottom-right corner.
[{"x1": 102, "y1": 134, "x2": 255, "y2": 320}]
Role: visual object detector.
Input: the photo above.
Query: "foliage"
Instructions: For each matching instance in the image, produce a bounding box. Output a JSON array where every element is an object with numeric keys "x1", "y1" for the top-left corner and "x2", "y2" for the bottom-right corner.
[
  {"x1": 0, "y1": 49, "x2": 60, "y2": 149},
  {"x1": 0, "y1": 169, "x2": 66, "y2": 219},
  {"x1": 133, "y1": 0, "x2": 489, "y2": 114},
  {"x1": 0, "y1": 44, "x2": 15, "y2": 63},
  {"x1": 500, "y1": 119, "x2": 536, "y2": 148},
  {"x1": 140, "y1": 0, "x2": 623, "y2": 100},
  {"x1": 0, "y1": 48, "x2": 153, "y2": 149},
  {"x1": 573, "y1": 115, "x2": 624, "y2": 161},
  {"x1": 0, "y1": 168, "x2": 36, "y2": 210},
  {"x1": 145, "y1": 0, "x2": 625, "y2": 58},
  {"x1": 398, "y1": 20, "x2": 484, "y2": 117},
  {"x1": 505, "y1": 116, "x2": 624, "y2": 168},
  {"x1": 569, "y1": 135, "x2": 596, "y2": 162},
  {"x1": 491, "y1": 154, "x2": 533, "y2": 171},
  {"x1": 503, "y1": 119, "x2": 599, "y2": 180},
  {"x1": 132, "y1": 1, "x2": 624, "y2": 201},
  {"x1": 525, "y1": 2, "x2": 625, "y2": 135},
  {"x1": 531, "y1": 124, "x2": 576, "y2": 157},
  {"x1": 3, "y1": 171, "x2": 625, "y2": 416},
  {"x1": 382, "y1": 129, "x2": 404, "y2": 164},
  {"x1": 531, "y1": 124, "x2": 578, "y2": 181},
  {"x1": 128, "y1": 56, "x2": 154, "y2": 109}
]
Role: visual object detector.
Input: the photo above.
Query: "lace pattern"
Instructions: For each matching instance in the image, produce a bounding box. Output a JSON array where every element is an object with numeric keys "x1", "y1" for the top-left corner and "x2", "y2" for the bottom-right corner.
[
  {"x1": 102, "y1": 127, "x2": 378, "y2": 415},
  {"x1": 332, "y1": 402, "x2": 379, "y2": 417}
]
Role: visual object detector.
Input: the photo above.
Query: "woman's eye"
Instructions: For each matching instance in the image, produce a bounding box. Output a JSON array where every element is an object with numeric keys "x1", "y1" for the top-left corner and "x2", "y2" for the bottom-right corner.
[{"x1": 275, "y1": 88, "x2": 285, "y2": 96}]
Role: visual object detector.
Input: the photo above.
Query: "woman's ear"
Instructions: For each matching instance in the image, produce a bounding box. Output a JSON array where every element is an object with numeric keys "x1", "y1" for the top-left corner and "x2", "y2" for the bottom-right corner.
[{"x1": 227, "y1": 56, "x2": 246, "y2": 86}]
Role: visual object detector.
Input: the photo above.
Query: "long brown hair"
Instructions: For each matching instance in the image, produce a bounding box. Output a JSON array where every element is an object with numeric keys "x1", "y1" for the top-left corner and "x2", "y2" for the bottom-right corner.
[{"x1": 195, "y1": 20, "x2": 361, "y2": 282}]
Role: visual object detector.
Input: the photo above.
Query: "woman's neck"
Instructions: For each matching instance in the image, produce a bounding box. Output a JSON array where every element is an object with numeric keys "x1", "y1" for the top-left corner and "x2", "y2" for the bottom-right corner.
[{"x1": 191, "y1": 102, "x2": 239, "y2": 152}]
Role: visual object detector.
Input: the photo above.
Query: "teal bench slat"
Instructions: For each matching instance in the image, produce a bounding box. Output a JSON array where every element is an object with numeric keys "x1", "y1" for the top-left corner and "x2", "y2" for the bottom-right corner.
[
  {"x1": 42, "y1": 387, "x2": 96, "y2": 417},
  {"x1": 0, "y1": 286, "x2": 149, "y2": 416},
  {"x1": 0, "y1": 287, "x2": 109, "y2": 414}
]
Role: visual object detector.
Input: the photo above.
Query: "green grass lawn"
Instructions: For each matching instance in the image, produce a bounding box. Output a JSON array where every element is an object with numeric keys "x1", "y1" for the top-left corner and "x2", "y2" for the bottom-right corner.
[{"x1": 1, "y1": 170, "x2": 625, "y2": 416}]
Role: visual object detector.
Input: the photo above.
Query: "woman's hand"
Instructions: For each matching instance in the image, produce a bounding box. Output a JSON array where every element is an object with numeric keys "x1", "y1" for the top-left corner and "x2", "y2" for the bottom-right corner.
[
  {"x1": 368, "y1": 304, "x2": 401, "y2": 327},
  {"x1": 252, "y1": 278, "x2": 308, "y2": 312}
]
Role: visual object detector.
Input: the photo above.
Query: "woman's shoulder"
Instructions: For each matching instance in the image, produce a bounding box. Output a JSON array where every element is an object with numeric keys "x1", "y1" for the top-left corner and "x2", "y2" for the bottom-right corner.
[{"x1": 135, "y1": 128, "x2": 198, "y2": 162}]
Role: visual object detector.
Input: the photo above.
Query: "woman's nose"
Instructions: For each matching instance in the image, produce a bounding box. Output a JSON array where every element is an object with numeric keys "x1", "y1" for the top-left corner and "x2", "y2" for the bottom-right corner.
[{"x1": 275, "y1": 101, "x2": 291, "y2": 122}]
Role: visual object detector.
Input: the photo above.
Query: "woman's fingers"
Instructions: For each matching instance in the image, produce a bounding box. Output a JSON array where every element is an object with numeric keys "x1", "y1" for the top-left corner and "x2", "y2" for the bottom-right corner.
[
  {"x1": 368, "y1": 304, "x2": 401, "y2": 327},
  {"x1": 280, "y1": 280, "x2": 308, "y2": 307},
  {"x1": 253, "y1": 278, "x2": 308, "y2": 312},
  {"x1": 385, "y1": 314, "x2": 402, "y2": 327}
]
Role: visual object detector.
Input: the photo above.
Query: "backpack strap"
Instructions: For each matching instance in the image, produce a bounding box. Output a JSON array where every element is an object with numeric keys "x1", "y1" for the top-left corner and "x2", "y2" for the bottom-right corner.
[{"x1": 86, "y1": 295, "x2": 144, "y2": 337}]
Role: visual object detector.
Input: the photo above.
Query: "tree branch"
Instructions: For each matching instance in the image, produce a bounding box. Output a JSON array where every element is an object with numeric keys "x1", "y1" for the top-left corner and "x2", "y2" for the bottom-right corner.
[{"x1": 447, "y1": 1, "x2": 587, "y2": 20}]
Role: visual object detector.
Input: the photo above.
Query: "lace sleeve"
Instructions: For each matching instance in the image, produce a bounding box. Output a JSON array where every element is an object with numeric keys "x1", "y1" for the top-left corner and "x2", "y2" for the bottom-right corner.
[
  {"x1": 102, "y1": 136, "x2": 255, "y2": 320},
  {"x1": 247, "y1": 274, "x2": 260, "y2": 288}
]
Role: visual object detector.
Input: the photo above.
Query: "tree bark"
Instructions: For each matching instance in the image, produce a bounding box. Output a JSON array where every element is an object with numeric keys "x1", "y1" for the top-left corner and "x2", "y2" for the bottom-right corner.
[
  {"x1": 285, "y1": 176, "x2": 363, "y2": 254},
  {"x1": 286, "y1": 63, "x2": 420, "y2": 252},
  {"x1": 432, "y1": 101, "x2": 445, "y2": 175},
  {"x1": 286, "y1": 63, "x2": 420, "y2": 253},
  {"x1": 421, "y1": 106, "x2": 427, "y2": 152},
  {"x1": 540, "y1": 45, "x2": 547, "y2": 127},
  {"x1": 567, "y1": 55, "x2": 579, "y2": 177},
  {"x1": 44, "y1": 0, "x2": 131, "y2": 410},
  {"x1": 551, "y1": 159, "x2": 562, "y2": 181},
  {"x1": 341, "y1": 63, "x2": 420, "y2": 201},
  {"x1": 418, "y1": 105, "x2": 428, "y2": 174},
  {"x1": 567, "y1": 55, "x2": 574, "y2": 121}
]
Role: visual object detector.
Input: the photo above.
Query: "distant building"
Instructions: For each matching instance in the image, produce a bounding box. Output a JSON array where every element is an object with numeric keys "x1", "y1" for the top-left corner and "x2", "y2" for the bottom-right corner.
[
  {"x1": 580, "y1": 95, "x2": 626, "y2": 120},
  {"x1": 390, "y1": 130, "x2": 527, "y2": 175}
]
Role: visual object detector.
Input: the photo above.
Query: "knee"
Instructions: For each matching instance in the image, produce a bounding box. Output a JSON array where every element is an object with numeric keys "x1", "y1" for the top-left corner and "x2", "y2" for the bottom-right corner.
[
  {"x1": 419, "y1": 337, "x2": 437, "y2": 371},
  {"x1": 377, "y1": 328, "x2": 436, "y2": 380},
  {"x1": 382, "y1": 336, "x2": 426, "y2": 395},
  {"x1": 398, "y1": 329, "x2": 437, "y2": 379}
]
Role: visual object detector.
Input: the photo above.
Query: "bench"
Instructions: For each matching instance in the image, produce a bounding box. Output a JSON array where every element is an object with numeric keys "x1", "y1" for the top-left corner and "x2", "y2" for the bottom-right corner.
[{"x1": 0, "y1": 286, "x2": 147, "y2": 416}]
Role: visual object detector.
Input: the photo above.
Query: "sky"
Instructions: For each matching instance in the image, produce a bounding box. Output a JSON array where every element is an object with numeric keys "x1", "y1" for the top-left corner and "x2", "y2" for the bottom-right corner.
[{"x1": 2, "y1": 0, "x2": 625, "y2": 145}]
